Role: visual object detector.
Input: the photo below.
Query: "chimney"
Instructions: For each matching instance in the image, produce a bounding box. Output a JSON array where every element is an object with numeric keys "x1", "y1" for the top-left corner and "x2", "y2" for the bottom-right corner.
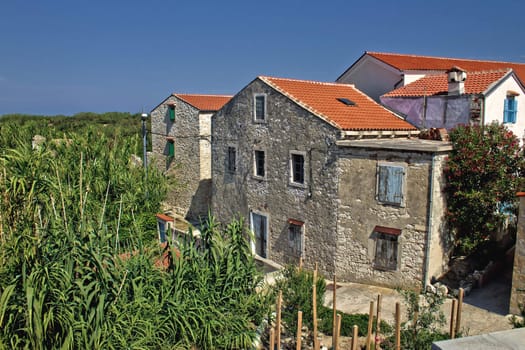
[{"x1": 447, "y1": 66, "x2": 467, "y2": 95}]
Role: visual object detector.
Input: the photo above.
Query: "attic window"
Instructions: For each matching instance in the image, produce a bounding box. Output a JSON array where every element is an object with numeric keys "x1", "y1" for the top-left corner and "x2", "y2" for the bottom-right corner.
[{"x1": 337, "y1": 98, "x2": 356, "y2": 106}]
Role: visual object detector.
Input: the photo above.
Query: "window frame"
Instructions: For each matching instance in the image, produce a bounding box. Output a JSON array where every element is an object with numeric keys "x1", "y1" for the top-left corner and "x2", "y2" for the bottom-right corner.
[
  {"x1": 254, "y1": 94, "x2": 267, "y2": 122},
  {"x1": 376, "y1": 162, "x2": 406, "y2": 207},
  {"x1": 373, "y1": 226, "x2": 401, "y2": 271},
  {"x1": 503, "y1": 95, "x2": 518, "y2": 124},
  {"x1": 253, "y1": 149, "x2": 266, "y2": 179},
  {"x1": 289, "y1": 151, "x2": 307, "y2": 188},
  {"x1": 226, "y1": 146, "x2": 237, "y2": 174}
]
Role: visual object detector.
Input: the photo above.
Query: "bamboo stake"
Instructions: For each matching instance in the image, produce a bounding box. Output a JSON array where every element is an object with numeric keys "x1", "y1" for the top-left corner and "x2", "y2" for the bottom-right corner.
[
  {"x1": 455, "y1": 288, "x2": 464, "y2": 335},
  {"x1": 332, "y1": 274, "x2": 337, "y2": 349},
  {"x1": 395, "y1": 302, "x2": 401, "y2": 350},
  {"x1": 366, "y1": 301, "x2": 374, "y2": 350},
  {"x1": 269, "y1": 328, "x2": 275, "y2": 350},
  {"x1": 333, "y1": 314, "x2": 341, "y2": 350},
  {"x1": 450, "y1": 299, "x2": 457, "y2": 339},
  {"x1": 375, "y1": 294, "x2": 382, "y2": 350},
  {"x1": 351, "y1": 324, "x2": 359, "y2": 350},
  {"x1": 276, "y1": 290, "x2": 282, "y2": 349},
  {"x1": 313, "y1": 263, "x2": 319, "y2": 350},
  {"x1": 296, "y1": 311, "x2": 303, "y2": 350}
]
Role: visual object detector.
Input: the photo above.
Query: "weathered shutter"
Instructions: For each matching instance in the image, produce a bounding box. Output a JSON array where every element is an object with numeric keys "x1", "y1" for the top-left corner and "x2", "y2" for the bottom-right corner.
[
  {"x1": 378, "y1": 165, "x2": 404, "y2": 205},
  {"x1": 168, "y1": 141, "x2": 175, "y2": 157},
  {"x1": 510, "y1": 99, "x2": 518, "y2": 123},
  {"x1": 504, "y1": 98, "x2": 511, "y2": 123},
  {"x1": 169, "y1": 106, "x2": 175, "y2": 121}
]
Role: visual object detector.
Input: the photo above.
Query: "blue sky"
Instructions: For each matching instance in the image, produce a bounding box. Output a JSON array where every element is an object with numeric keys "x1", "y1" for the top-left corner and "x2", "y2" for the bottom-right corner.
[{"x1": 1, "y1": 0, "x2": 524, "y2": 116}]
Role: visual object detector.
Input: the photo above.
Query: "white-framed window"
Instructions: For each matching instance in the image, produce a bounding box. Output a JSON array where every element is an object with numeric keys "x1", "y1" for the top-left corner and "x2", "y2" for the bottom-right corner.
[
  {"x1": 227, "y1": 146, "x2": 236, "y2": 173},
  {"x1": 253, "y1": 149, "x2": 266, "y2": 178},
  {"x1": 503, "y1": 94, "x2": 518, "y2": 124},
  {"x1": 373, "y1": 226, "x2": 400, "y2": 271},
  {"x1": 288, "y1": 219, "x2": 304, "y2": 257},
  {"x1": 289, "y1": 151, "x2": 306, "y2": 186},
  {"x1": 376, "y1": 163, "x2": 405, "y2": 206},
  {"x1": 254, "y1": 94, "x2": 266, "y2": 122}
]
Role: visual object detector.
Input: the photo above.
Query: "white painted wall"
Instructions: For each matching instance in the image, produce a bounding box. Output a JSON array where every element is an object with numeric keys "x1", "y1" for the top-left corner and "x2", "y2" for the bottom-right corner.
[{"x1": 484, "y1": 75, "x2": 525, "y2": 141}]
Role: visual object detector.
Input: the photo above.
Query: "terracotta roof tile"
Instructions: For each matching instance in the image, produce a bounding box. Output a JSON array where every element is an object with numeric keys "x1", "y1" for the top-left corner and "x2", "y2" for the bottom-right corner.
[
  {"x1": 174, "y1": 94, "x2": 232, "y2": 111},
  {"x1": 260, "y1": 77, "x2": 416, "y2": 131},
  {"x1": 383, "y1": 69, "x2": 511, "y2": 97},
  {"x1": 367, "y1": 51, "x2": 525, "y2": 84}
]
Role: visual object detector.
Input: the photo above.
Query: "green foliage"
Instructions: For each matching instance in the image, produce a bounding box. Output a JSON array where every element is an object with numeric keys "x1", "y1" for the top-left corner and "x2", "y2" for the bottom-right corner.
[
  {"x1": 0, "y1": 114, "x2": 272, "y2": 348},
  {"x1": 275, "y1": 265, "x2": 326, "y2": 335},
  {"x1": 382, "y1": 291, "x2": 449, "y2": 350},
  {"x1": 445, "y1": 123, "x2": 525, "y2": 254},
  {"x1": 318, "y1": 306, "x2": 392, "y2": 337}
]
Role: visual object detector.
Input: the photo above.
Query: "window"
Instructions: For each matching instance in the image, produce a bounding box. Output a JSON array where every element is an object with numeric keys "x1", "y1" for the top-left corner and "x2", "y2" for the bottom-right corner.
[
  {"x1": 227, "y1": 146, "x2": 236, "y2": 173},
  {"x1": 290, "y1": 153, "x2": 305, "y2": 185},
  {"x1": 168, "y1": 104, "x2": 175, "y2": 121},
  {"x1": 374, "y1": 226, "x2": 400, "y2": 270},
  {"x1": 288, "y1": 219, "x2": 304, "y2": 256},
  {"x1": 251, "y1": 212, "x2": 268, "y2": 258},
  {"x1": 254, "y1": 150, "x2": 265, "y2": 178},
  {"x1": 167, "y1": 140, "x2": 175, "y2": 157},
  {"x1": 254, "y1": 95, "x2": 266, "y2": 121},
  {"x1": 377, "y1": 164, "x2": 405, "y2": 206},
  {"x1": 503, "y1": 95, "x2": 518, "y2": 124}
]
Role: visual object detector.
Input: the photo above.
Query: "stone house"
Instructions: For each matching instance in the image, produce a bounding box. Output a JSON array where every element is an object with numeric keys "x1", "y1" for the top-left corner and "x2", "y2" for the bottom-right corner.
[
  {"x1": 211, "y1": 76, "x2": 452, "y2": 288},
  {"x1": 380, "y1": 67, "x2": 525, "y2": 138},
  {"x1": 151, "y1": 93, "x2": 231, "y2": 223}
]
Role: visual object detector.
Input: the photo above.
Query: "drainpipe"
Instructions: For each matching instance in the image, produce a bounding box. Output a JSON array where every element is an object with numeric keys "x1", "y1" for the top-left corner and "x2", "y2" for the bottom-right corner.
[{"x1": 423, "y1": 154, "x2": 436, "y2": 288}]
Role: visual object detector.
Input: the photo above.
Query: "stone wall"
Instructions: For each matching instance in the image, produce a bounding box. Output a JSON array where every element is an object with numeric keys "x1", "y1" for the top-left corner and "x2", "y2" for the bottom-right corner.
[
  {"x1": 510, "y1": 193, "x2": 525, "y2": 314},
  {"x1": 151, "y1": 96, "x2": 210, "y2": 222},
  {"x1": 335, "y1": 146, "x2": 449, "y2": 289},
  {"x1": 211, "y1": 78, "x2": 341, "y2": 276}
]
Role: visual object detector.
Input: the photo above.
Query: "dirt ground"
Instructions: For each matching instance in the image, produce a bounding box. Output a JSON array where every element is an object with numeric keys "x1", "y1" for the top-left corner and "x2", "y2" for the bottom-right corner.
[{"x1": 323, "y1": 273, "x2": 514, "y2": 338}]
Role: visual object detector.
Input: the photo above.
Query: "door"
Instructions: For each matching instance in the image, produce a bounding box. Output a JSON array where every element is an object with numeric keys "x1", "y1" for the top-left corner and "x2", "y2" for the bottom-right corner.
[{"x1": 250, "y1": 212, "x2": 268, "y2": 258}]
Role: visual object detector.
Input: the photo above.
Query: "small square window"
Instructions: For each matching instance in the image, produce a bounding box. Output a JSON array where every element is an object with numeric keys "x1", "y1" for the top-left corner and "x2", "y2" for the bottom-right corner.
[
  {"x1": 290, "y1": 153, "x2": 305, "y2": 185},
  {"x1": 288, "y1": 221, "x2": 304, "y2": 257},
  {"x1": 377, "y1": 164, "x2": 405, "y2": 206},
  {"x1": 373, "y1": 226, "x2": 400, "y2": 271},
  {"x1": 254, "y1": 95, "x2": 266, "y2": 121},
  {"x1": 254, "y1": 150, "x2": 265, "y2": 178},
  {"x1": 227, "y1": 146, "x2": 236, "y2": 173},
  {"x1": 503, "y1": 96, "x2": 518, "y2": 124}
]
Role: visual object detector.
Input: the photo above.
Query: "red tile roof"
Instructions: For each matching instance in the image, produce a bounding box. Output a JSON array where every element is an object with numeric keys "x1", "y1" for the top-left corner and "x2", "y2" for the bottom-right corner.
[
  {"x1": 260, "y1": 76, "x2": 416, "y2": 131},
  {"x1": 174, "y1": 94, "x2": 232, "y2": 111},
  {"x1": 383, "y1": 69, "x2": 511, "y2": 97},
  {"x1": 367, "y1": 52, "x2": 525, "y2": 84}
]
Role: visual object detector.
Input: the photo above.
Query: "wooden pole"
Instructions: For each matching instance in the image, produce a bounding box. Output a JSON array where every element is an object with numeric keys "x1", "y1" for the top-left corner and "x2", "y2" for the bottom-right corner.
[
  {"x1": 375, "y1": 294, "x2": 382, "y2": 350},
  {"x1": 366, "y1": 301, "x2": 374, "y2": 350},
  {"x1": 455, "y1": 288, "x2": 464, "y2": 335},
  {"x1": 395, "y1": 302, "x2": 401, "y2": 350},
  {"x1": 276, "y1": 290, "x2": 282, "y2": 349},
  {"x1": 332, "y1": 274, "x2": 337, "y2": 349},
  {"x1": 313, "y1": 263, "x2": 319, "y2": 350},
  {"x1": 333, "y1": 314, "x2": 341, "y2": 350},
  {"x1": 450, "y1": 299, "x2": 457, "y2": 339},
  {"x1": 296, "y1": 311, "x2": 303, "y2": 350},
  {"x1": 351, "y1": 325, "x2": 359, "y2": 350},
  {"x1": 269, "y1": 327, "x2": 275, "y2": 350}
]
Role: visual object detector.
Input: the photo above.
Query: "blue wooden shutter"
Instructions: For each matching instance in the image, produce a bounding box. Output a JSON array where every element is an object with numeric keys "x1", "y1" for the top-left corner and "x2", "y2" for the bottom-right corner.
[
  {"x1": 510, "y1": 98, "x2": 518, "y2": 123},
  {"x1": 378, "y1": 165, "x2": 404, "y2": 205}
]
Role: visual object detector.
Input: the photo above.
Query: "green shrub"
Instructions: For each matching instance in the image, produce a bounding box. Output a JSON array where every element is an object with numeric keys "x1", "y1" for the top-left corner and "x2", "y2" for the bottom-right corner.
[{"x1": 318, "y1": 306, "x2": 392, "y2": 337}]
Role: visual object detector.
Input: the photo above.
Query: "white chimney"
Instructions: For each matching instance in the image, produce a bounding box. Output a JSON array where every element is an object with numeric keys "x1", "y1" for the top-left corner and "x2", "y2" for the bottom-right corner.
[{"x1": 447, "y1": 66, "x2": 467, "y2": 96}]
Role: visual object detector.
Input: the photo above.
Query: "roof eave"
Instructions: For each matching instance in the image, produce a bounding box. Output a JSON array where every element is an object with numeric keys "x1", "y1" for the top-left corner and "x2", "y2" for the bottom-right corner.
[{"x1": 340, "y1": 129, "x2": 419, "y2": 139}]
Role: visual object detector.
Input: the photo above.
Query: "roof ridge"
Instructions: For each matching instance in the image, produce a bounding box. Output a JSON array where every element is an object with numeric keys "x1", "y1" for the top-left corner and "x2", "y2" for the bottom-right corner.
[
  {"x1": 259, "y1": 75, "x2": 354, "y2": 88},
  {"x1": 367, "y1": 51, "x2": 525, "y2": 67},
  {"x1": 173, "y1": 93, "x2": 233, "y2": 97}
]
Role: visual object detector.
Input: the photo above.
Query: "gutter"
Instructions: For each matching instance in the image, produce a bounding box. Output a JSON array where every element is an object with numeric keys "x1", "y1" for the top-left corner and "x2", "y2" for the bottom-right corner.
[
  {"x1": 341, "y1": 130, "x2": 419, "y2": 138},
  {"x1": 423, "y1": 154, "x2": 436, "y2": 288}
]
